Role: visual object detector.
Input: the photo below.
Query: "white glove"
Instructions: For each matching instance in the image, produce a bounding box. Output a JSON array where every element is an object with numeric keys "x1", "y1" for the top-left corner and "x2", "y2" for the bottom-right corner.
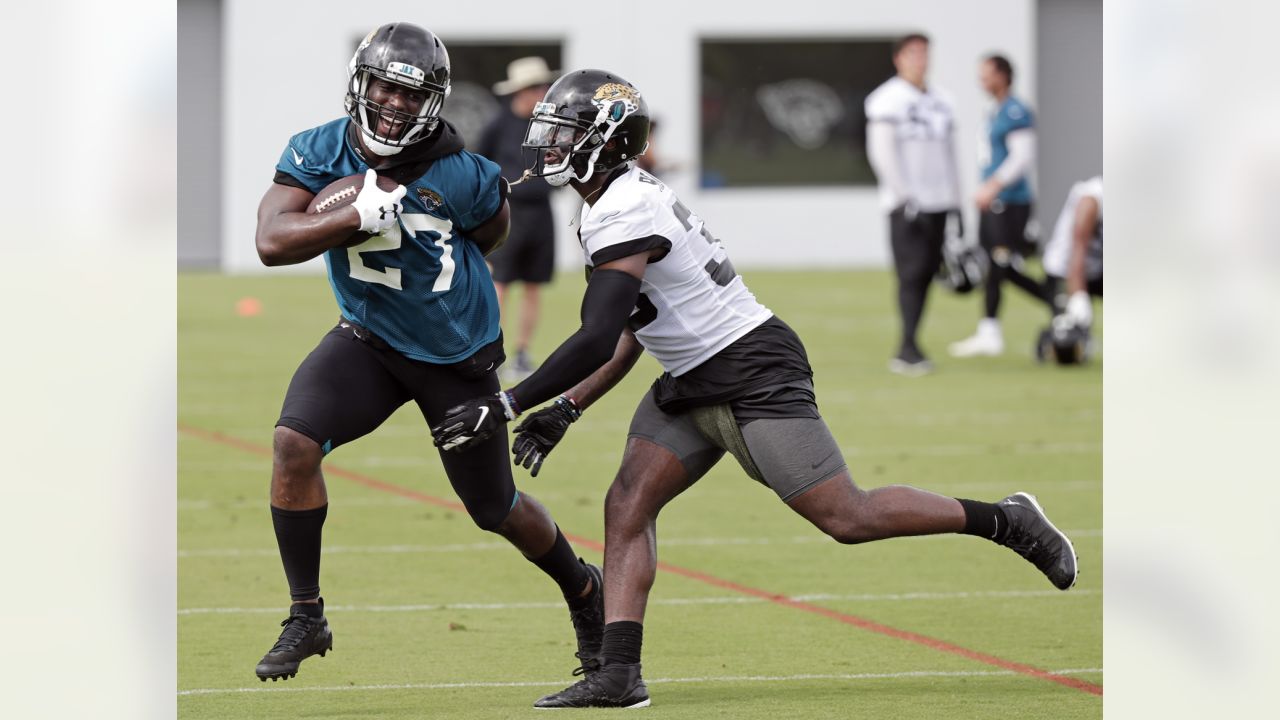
[
  {"x1": 1065, "y1": 291, "x2": 1093, "y2": 327},
  {"x1": 351, "y1": 169, "x2": 407, "y2": 233}
]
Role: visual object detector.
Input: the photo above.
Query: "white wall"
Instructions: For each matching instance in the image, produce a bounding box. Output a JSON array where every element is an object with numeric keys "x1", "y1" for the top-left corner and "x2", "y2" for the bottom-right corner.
[
  {"x1": 179, "y1": 0, "x2": 222, "y2": 268},
  {"x1": 223, "y1": 0, "x2": 1033, "y2": 273},
  {"x1": 1037, "y1": 0, "x2": 1102, "y2": 230}
]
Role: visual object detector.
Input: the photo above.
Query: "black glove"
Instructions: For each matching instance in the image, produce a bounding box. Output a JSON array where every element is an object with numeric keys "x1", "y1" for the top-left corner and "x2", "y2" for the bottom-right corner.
[
  {"x1": 511, "y1": 396, "x2": 581, "y2": 477},
  {"x1": 431, "y1": 392, "x2": 518, "y2": 453}
]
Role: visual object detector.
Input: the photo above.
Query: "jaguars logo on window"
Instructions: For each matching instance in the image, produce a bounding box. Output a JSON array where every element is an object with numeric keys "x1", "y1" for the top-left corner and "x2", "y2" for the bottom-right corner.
[{"x1": 592, "y1": 83, "x2": 641, "y2": 122}]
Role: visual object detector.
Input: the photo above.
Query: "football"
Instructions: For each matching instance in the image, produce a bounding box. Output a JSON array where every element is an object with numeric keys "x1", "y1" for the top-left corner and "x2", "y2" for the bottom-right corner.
[{"x1": 307, "y1": 172, "x2": 401, "y2": 248}]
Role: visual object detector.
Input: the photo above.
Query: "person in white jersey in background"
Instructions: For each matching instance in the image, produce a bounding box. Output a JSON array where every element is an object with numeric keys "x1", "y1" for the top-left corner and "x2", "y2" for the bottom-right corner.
[
  {"x1": 1043, "y1": 176, "x2": 1103, "y2": 324},
  {"x1": 431, "y1": 69, "x2": 1080, "y2": 710},
  {"x1": 865, "y1": 33, "x2": 963, "y2": 376}
]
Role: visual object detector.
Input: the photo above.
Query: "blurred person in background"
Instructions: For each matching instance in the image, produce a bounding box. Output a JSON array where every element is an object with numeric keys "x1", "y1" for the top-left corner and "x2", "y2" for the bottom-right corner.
[
  {"x1": 1043, "y1": 176, "x2": 1103, "y2": 325},
  {"x1": 478, "y1": 57, "x2": 560, "y2": 381},
  {"x1": 433, "y1": 69, "x2": 1081, "y2": 709},
  {"x1": 950, "y1": 54, "x2": 1049, "y2": 357},
  {"x1": 635, "y1": 117, "x2": 674, "y2": 177},
  {"x1": 250, "y1": 25, "x2": 602, "y2": 684},
  {"x1": 865, "y1": 33, "x2": 963, "y2": 376}
]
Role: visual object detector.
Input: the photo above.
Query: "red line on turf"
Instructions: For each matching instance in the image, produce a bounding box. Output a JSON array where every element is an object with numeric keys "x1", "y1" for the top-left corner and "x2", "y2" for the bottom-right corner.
[{"x1": 179, "y1": 424, "x2": 1102, "y2": 697}]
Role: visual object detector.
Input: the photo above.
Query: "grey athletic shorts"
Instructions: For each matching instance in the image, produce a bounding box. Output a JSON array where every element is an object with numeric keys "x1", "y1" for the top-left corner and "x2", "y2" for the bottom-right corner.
[{"x1": 627, "y1": 387, "x2": 847, "y2": 502}]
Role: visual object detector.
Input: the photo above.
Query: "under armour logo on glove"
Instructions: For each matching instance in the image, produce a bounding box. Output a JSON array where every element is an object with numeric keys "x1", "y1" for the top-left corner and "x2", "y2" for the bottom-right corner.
[
  {"x1": 431, "y1": 392, "x2": 520, "y2": 453},
  {"x1": 352, "y1": 169, "x2": 407, "y2": 234}
]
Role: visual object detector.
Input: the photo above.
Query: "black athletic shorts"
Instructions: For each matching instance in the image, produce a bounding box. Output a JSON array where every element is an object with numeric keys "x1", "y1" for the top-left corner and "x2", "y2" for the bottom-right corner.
[
  {"x1": 979, "y1": 202, "x2": 1034, "y2": 255},
  {"x1": 489, "y1": 201, "x2": 555, "y2": 284},
  {"x1": 650, "y1": 316, "x2": 817, "y2": 421},
  {"x1": 276, "y1": 321, "x2": 517, "y2": 530}
]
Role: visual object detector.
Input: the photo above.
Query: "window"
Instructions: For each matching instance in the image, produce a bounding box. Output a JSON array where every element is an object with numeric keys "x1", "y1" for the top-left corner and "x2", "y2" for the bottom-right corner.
[
  {"x1": 440, "y1": 43, "x2": 562, "y2": 147},
  {"x1": 700, "y1": 38, "x2": 895, "y2": 188}
]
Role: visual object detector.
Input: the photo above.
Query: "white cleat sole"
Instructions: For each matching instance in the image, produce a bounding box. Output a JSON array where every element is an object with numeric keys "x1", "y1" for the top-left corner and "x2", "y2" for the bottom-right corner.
[{"x1": 534, "y1": 699, "x2": 650, "y2": 710}]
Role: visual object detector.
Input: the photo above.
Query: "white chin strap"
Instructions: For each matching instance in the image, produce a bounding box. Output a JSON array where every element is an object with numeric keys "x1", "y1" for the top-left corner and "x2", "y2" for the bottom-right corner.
[
  {"x1": 544, "y1": 167, "x2": 574, "y2": 187},
  {"x1": 542, "y1": 144, "x2": 606, "y2": 188},
  {"x1": 361, "y1": 131, "x2": 405, "y2": 157}
]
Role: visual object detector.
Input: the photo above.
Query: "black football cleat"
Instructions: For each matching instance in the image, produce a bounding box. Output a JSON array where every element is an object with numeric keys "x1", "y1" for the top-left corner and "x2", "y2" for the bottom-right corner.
[
  {"x1": 998, "y1": 492, "x2": 1079, "y2": 590},
  {"x1": 534, "y1": 662, "x2": 650, "y2": 709},
  {"x1": 255, "y1": 600, "x2": 333, "y2": 682},
  {"x1": 567, "y1": 561, "x2": 605, "y2": 674}
]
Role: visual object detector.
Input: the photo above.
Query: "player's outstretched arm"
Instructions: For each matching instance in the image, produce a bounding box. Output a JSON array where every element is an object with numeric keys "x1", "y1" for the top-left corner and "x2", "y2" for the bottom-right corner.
[
  {"x1": 1066, "y1": 195, "x2": 1098, "y2": 297},
  {"x1": 510, "y1": 331, "x2": 644, "y2": 476},
  {"x1": 1063, "y1": 195, "x2": 1099, "y2": 326},
  {"x1": 431, "y1": 251, "x2": 652, "y2": 454},
  {"x1": 559, "y1": 330, "x2": 644, "y2": 412},
  {"x1": 507, "y1": 252, "x2": 650, "y2": 412}
]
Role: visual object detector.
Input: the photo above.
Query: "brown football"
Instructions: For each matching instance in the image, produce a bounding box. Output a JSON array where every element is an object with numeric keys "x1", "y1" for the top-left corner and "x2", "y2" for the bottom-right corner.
[{"x1": 307, "y1": 172, "x2": 401, "y2": 248}]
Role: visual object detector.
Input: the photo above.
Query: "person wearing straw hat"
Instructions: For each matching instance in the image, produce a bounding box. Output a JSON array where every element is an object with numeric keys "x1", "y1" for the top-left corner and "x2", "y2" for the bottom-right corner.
[{"x1": 477, "y1": 57, "x2": 561, "y2": 381}]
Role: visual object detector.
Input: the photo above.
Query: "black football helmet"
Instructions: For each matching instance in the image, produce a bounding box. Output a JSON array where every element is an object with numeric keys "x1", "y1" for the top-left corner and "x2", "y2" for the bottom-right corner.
[
  {"x1": 521, "y1": 69, "x2": 650, "y2": 186},
  {"x1": 1035, "y1": 315, "x2": 1093, "y2": 365},
  {"x1": 937, "y1": 241, "x2": 987, "y2": 294},
  {"x1": 345, "y1": 23, "x2": 451, "y2": 154}
]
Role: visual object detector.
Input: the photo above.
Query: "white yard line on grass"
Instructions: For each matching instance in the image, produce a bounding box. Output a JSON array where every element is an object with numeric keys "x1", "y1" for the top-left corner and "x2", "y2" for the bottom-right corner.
[
  {"x1": 178, "y1": 529, "x2": 1102, "y2": 558},
  {"x1": 178, "y1": 666, "x2": 1103, "y2": 696},
  {"x1": 841, "y1": 442, "x2": 1100, "y2": 457},
  {"x1": 179, "y1": 496, "x2": 432, "y2": 511},
  {"x1": 179, "y1": 541, "x2": 510, "y2": 557},
  {"x1": 178, "y1": 588, "x2": 1099, "y2": 615}
]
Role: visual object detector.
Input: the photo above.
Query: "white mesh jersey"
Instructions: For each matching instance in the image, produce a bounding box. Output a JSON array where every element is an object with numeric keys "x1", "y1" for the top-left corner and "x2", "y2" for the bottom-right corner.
[
  {"x1": 579, "y1": 166, "x2": 773, "y2": 376},
  {"x1": 864, "y1": 77, "x2": 960, "y2": 212},
  {"x1": 1042, "y1": 176, "x2": 1103, "y2": 279}
]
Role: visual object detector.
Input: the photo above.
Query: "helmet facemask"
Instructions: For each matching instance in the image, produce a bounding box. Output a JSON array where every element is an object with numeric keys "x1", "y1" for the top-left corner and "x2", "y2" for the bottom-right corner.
[
  {"x1": 521, "y1": 98, "x2": 640, "y2": 187},
  {"x1": 346, "y1": 62, "x2": 449, "y2": 156}
]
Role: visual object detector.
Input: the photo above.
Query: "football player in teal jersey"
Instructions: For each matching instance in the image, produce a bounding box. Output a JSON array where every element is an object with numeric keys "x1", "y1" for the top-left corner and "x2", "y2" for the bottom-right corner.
[
  {"x1": 951, "y1": 54, "x2": 1052, "y2": 357},
  {"x1": 250, "y1": 22, "x2": 602, "y2": 684}
]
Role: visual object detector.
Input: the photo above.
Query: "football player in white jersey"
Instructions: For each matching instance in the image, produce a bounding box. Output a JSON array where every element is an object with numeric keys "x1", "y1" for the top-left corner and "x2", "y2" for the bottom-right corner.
[
  {"x1": 865, "y1": 33, "x2": 963, "y2": 375},
  {"x1": 1043, "y1": 176, "x2": 1103, "y2": 324},
  {"x1": 432, "y1": 70, "x2": 1079, "y2": 709}
]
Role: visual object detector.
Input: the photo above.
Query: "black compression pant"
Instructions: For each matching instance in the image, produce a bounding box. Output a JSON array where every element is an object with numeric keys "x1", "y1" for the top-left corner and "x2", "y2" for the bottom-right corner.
[
  {"x1": 889, "y1": 208, "x2": 947, "y2": 357},
  {"x1": 277, "y1": 322, "x2": 517, "y2": 530},
  {"x1": 978, "y1": 203, "x2": 1052, "y2": 318}
]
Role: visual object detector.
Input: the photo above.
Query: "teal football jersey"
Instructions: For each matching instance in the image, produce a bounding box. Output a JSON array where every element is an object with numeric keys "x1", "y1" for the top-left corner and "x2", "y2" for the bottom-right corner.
[
  {"x1": 276, "y1": 119, "x2": 502, "y2": 363},
  {"x1": 982, "y1": 96, "x2": 1035, "y2": 204}
]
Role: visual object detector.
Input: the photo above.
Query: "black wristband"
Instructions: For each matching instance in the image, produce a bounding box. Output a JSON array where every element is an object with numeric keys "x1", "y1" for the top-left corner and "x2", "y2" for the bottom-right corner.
[{"x1": 555, "y1": 395, "x2": 582, "y2": 421}]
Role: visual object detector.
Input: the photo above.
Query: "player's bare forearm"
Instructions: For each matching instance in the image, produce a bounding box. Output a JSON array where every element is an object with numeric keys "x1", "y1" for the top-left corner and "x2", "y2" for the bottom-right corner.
[
  {"x1": 1066, "y1": 245, "x2": 1087, "y2": 295},
  {"x1": 255, "y1": 183, "x2": 360, "y2": 266},
  {"x1": 1066, "y1": 196, "x2": 1099, "y2": 295},
  {"x1": 562, "y1": 331, "x2": 644, "y2": 410},
  {"x1": 508, "y1": 253, "x2": 651, "y2": 412}
]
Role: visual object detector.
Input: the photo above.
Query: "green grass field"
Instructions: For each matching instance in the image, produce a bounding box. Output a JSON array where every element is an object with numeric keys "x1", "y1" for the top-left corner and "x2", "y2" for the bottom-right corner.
[{"x1": 178, "y1": 268, "x2": 1101, "y2": 719}]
